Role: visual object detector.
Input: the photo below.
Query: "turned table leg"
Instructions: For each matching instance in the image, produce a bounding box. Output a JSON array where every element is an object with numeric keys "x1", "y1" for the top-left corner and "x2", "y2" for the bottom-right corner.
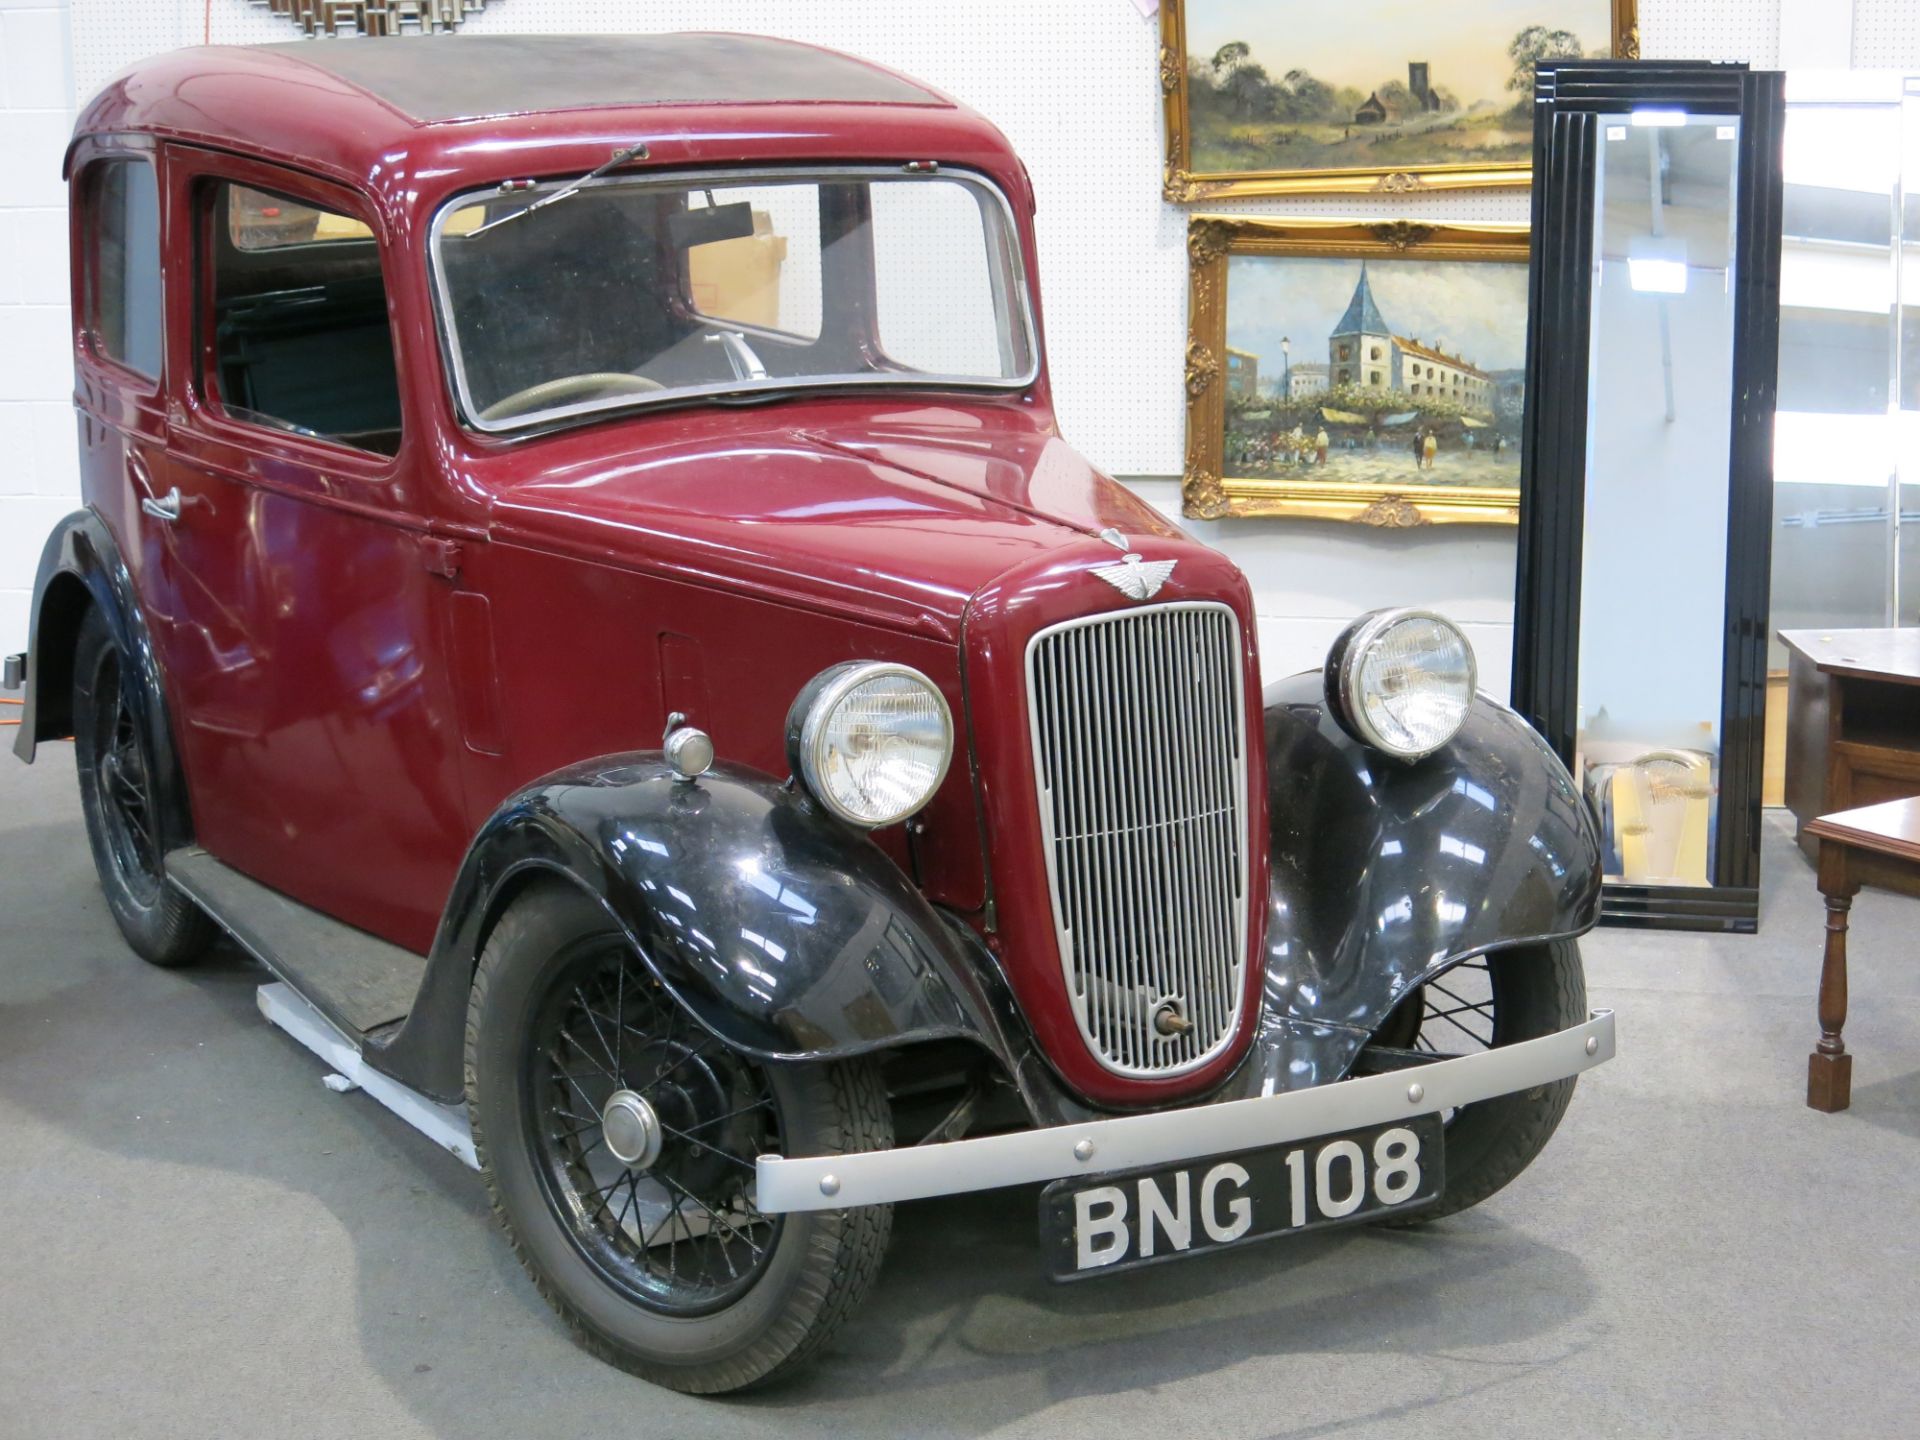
[{"x1": 1808, "y1": 843, "x2": 1857, "y2": 1112}]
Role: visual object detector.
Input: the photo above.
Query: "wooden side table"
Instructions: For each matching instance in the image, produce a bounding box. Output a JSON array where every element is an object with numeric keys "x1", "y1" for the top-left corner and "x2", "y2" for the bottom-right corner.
[
  {"x1": 1781, "y1": 628, "x2": 1920, "y2": 900},
  {"x1": 1802, "y1": 797, "x2": 1920, "y2": 1112}
]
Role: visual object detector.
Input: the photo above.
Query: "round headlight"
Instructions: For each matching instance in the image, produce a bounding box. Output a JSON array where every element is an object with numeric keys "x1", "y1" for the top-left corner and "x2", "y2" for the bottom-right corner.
[
  {"x1": 789, "y1": 662, "x2": 954, "y2": 828},
  {"x1": 1328, "y1": 608, "x2": 1477, "y2": 759}
]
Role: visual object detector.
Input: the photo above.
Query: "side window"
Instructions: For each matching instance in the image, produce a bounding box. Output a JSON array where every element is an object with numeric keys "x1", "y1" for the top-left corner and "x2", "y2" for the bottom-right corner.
[
  {"x1": 206, "y1": 180, "x2": 402, "y2": 456},
  {"x1": 86, "y1": 159, "x2": 164, "y2": 379}
]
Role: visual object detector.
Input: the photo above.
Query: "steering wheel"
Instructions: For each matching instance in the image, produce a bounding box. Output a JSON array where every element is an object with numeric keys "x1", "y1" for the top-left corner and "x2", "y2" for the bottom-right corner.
[{"x1": 478, "y1": 371, "x2": 665, "y2": 423}]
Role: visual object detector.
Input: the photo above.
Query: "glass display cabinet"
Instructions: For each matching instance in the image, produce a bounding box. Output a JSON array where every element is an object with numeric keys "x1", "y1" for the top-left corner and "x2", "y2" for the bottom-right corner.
[{"x1": 1769, "y1": 73, "x2": 1920, "y2": 667}]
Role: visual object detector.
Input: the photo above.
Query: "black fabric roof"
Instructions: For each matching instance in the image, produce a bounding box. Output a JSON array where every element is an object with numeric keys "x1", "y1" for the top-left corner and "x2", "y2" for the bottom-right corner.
[{"x1": 259, "y1": 33, "x2": 943, "y2": 123}]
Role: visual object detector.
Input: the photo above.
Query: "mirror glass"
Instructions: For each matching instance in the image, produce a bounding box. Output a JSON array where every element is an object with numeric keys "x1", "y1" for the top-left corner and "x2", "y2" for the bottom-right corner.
[{"x1": 1577, "y1": 113, "x2": 1741, "y2": 887}]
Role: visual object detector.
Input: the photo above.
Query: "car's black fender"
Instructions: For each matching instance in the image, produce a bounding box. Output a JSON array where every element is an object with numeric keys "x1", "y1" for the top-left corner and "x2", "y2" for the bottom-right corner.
[
  {"x1": 1216, "y1": 671, "x2": 1604, "y2": 1100},
  {"x1": 372, "y1": 684, "x2": 1601, "y2": 1115},
  {"x1": 367, "y1": 755, "x2": 1037, "y2": 1107},
  {"x1": 13, "y1": 509, "x2": 198, "y2": 858}
]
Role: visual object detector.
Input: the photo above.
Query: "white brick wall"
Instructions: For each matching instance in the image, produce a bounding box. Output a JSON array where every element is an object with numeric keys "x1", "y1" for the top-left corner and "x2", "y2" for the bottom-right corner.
[{"x1": 0, "y1": 0, "x2": 75, "y2": 660}]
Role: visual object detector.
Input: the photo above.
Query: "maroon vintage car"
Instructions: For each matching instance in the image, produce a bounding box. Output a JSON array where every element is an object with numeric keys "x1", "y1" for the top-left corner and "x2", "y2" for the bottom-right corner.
[{"x1": 10, "y1": 35, "x2": 1613, "y2": 1393}]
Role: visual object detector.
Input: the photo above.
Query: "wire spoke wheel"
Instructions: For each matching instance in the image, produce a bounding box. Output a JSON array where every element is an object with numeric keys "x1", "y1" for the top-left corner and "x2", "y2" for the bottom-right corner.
[
  {"x1": 471, "y1": 885, "x2": 894, "y2": 1392},
  {"x1": 1365, "y1": 941, "x2": 1587, "y2": 1224},
  {"x1": 71, "y1": 606, "x2": 215, "y2": 967},
  {"x1": 1411, "y1": 958, "x2": 1496, "y2": 1055},
  {"x1": 87, "y1": 646, "x2": 162, "y2": 904},
  {"x1": 1405, "y1": 957, "x2": 1493, "y2": 1123},
  {"x1": 90, "y1": 652, "x2": 160, "y2": 902},
  {"x1": 524, "y1": 938, "x2": 785, "y2": 1317}
]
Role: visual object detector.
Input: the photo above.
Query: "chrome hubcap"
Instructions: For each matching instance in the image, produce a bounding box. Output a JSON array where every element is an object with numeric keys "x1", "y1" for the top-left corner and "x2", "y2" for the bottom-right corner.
[{"x1": 601, "y1": 1089, "x2": 663, "y2": 1169}]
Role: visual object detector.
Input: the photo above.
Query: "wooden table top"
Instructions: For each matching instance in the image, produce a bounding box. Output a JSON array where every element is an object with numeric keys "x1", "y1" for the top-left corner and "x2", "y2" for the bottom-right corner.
[
  {"x1": 1779, "y1": 627, "x2": 1920, "y2": 685},
  {"x1": 1806, "y1": 796, "x2": 1920, "y2": 863}
]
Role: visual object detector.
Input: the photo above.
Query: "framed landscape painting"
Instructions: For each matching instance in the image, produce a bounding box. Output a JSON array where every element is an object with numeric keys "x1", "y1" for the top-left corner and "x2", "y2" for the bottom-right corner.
[
  {"x1": 1182, "y1": 218, "x2": 1530, "y2": 525},
  {"x1": 1160, "y1": 0, "x2": 1636, "y2": 198}
]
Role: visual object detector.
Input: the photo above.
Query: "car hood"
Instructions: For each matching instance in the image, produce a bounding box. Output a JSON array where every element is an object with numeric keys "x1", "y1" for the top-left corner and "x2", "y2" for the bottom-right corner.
[{"x1": 484, "y1": 404, "x2": 1193, "y2": 642}]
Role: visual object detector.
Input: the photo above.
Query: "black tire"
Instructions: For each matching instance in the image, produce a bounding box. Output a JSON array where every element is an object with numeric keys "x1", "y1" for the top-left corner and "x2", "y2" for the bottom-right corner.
[
  {"x1": 72, "y1": 606, "x2": 215, "y2": 967},
  {"x1": 465, "y1": 883, "x2": 893, "y2": 1394},
  {"x1": 1379, "y1": 939, "x2": 1587, "y2": 1224}
]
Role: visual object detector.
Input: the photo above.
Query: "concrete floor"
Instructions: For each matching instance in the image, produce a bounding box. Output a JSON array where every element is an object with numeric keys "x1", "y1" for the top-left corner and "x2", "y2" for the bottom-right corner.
[{"x1": 2, "y1": 744, "x2": 1918, "y2": 1439}]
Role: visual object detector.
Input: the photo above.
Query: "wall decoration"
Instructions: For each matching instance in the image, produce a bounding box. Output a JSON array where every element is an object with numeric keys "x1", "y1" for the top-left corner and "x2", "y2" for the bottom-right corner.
[
  {"x1": 1182, "y1": 217, "x2": 1530, "y2": 524},
  {"x1": 245, "y1": 0, "x2": 489, "y2": 37},
  {"x1": 1160, "y1": 0, "x2": 1637, "y2": 198}
]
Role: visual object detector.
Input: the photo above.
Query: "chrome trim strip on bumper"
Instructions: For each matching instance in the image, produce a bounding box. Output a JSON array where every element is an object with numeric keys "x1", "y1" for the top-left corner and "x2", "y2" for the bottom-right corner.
[{"x1": 756, "y1": 1008, "x2": 1614, "y2": 1213}]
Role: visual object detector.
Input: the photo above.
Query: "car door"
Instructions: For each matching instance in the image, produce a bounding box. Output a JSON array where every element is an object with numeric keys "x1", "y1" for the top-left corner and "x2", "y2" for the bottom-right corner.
[{"x1": 143, "y1": 147, "x2": 470, "y2": 954}]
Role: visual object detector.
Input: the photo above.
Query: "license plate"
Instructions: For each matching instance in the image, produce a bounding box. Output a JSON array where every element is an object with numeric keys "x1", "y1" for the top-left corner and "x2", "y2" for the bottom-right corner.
[{"x1": 1039, "y1": 1114, "x2": 1444, "y2": 1280}]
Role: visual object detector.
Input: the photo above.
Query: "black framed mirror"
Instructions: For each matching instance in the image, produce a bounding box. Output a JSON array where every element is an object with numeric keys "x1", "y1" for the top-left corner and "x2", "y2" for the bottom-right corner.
[{"x1": 1512, "y1": 61, "x2": 1786, "y2": 932}]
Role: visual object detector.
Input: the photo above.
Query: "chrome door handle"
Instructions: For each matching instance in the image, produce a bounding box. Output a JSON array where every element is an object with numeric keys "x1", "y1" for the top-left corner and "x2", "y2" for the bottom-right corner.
[{"x1": 140, "y1": 488, "x2": 183, "y2": 523}]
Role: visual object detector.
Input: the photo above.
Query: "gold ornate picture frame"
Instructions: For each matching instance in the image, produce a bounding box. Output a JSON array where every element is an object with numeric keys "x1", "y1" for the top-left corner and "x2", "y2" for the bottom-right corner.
[
  {"x1": 1161, "y1": 0, "x2": 1637, "y2": 200},
  {"x1": 1183, "y1": 218, "x2": 1531, "y2": 525}
]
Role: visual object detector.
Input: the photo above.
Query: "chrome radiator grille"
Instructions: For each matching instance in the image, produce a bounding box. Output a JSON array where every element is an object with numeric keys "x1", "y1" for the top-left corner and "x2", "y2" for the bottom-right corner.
[{"x1": 1025, "y1": 602, "x2": 1250, "y2": 1077}]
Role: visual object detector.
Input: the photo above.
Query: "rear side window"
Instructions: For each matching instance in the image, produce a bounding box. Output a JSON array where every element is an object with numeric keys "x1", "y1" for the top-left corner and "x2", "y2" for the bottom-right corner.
[
  {"x1": 87, "y1": 159, "x2": 164, "y2": 379},
  {"x1": 206, "y1": 181, "x2": 402, "y2": 456}
]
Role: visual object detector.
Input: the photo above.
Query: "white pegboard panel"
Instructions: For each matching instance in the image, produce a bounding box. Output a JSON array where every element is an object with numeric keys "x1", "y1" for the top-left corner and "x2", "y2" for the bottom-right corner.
[
  {"x1": 70, "y1": 0, "x2": 283, "y2": 98},
  {"x1": 68, "y1": 0, "x2": 1793, "y2": 476},
  {"x1": 1853, "y1": 0, "x2": 1920, "y2": 68},
  {"x1": 1639, "y1": 0, "x2": 1781, "y2": 66}
]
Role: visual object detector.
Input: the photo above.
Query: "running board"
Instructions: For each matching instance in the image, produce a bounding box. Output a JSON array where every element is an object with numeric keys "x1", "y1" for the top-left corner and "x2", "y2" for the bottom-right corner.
[
  {"x1": 258, "y1": 981, "x2": 479, "y2": 1170},
  {"x1": 165, "y1": 847, "x2": 428, "y2": 1039}
]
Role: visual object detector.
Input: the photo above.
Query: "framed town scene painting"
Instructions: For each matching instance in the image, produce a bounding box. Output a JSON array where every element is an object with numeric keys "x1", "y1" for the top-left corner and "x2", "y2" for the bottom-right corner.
[
  {"x1": 1161, "y1": 0, "x2": 1636, "y2": 197},
  {"x1": 1183, "y1": 218, "x2": 1530, "y2": 525}
]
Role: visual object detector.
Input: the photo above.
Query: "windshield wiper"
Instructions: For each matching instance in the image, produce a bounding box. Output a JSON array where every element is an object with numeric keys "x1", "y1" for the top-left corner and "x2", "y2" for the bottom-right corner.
[
  {"x1": 704, "y1": 330, "x2": 768, "y2": 382},
  {"x1": 468, "y1": 142, "x2": 651, "y2": 238}
]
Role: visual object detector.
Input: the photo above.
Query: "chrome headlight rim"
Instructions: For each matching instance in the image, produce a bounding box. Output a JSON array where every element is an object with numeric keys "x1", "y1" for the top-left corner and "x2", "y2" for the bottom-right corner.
[
  {"x1": 1329, "y1": 606, "x2": 1478, "y2": 761},
  {"x1": 790, "y1": 660, "x2": 956, "y2": 829}
]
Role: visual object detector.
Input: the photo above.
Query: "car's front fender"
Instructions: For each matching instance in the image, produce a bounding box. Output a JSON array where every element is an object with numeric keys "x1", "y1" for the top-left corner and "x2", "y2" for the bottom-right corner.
[
  {"x1": 367, "y1": 755, "x2": 1033, "y2": 1105},
  {"x1": 1220, "y1": 672, "x2": 1603, "y2": 1098}
]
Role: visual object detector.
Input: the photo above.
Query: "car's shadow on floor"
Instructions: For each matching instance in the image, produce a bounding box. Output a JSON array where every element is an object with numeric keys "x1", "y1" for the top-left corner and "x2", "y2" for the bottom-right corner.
[
  {"x1": 0, "y1": 824, "x2": 1601, "y2": 1439},
  {"x1": 745, "y1": 1190, "x2": 1601, "y2": 1418}
]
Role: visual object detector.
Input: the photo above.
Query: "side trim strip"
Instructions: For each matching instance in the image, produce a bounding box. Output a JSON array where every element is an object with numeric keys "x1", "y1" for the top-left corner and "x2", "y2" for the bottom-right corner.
[{"x1": 757, "y1": 1008, "x2": 1614, "y2": 1212}]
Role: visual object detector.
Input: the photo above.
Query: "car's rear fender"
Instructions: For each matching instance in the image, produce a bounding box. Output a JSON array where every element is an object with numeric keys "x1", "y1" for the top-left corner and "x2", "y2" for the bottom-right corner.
[{"x1": 13, "y1": 509, "x2": 199, "y2": 857}]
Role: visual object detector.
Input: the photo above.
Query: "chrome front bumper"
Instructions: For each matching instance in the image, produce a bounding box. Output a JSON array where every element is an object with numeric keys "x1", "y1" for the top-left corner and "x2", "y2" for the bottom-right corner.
[{"x1": 756, "y1": 1008, "x2": 1614, "y2": 1213}]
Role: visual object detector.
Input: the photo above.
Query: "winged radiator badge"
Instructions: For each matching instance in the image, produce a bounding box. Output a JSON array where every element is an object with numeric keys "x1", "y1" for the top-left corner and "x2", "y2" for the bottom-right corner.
[{"x1": 1091, "y1": 527, "x2": 1176, "y2": 601}]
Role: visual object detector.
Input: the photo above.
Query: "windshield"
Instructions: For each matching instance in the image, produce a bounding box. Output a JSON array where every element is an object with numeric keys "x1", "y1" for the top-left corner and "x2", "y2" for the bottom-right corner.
[{"x1": 431, "y1": 166, "x2": 1037, "y2": 432}]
